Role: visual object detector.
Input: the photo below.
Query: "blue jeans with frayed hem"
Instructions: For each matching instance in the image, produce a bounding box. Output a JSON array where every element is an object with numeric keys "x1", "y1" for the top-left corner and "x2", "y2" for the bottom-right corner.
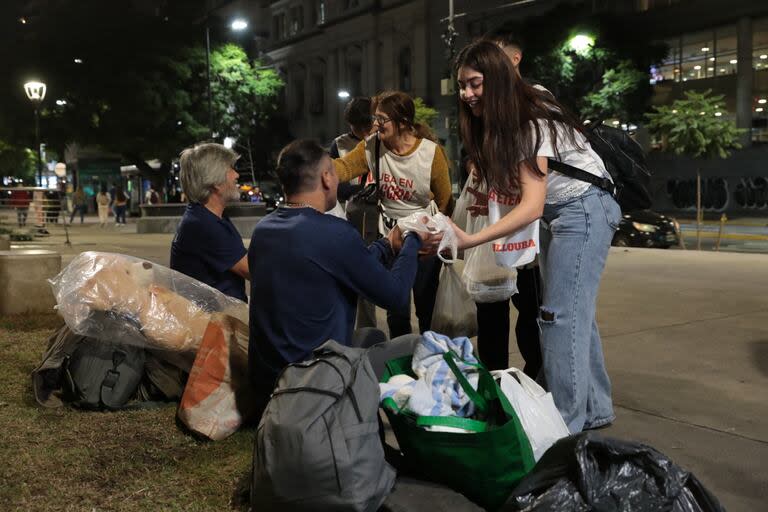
[{"x1": 538, "y1": 187, "x2": 621, "y2": 434}]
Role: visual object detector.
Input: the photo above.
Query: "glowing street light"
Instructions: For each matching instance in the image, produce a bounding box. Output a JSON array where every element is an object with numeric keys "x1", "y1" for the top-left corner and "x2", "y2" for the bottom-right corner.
[
  {"x1": 567, "y1": 34, "x2": 594, "y2": 55},
  {"x1": 231, "y1": 18, "x2": 248, "y2": 31},
  {"x1": 24, "y1": 81, "x2": 47, "y2": 186},
  {"x1": 337, "y1": 90, "x2": 351, "y2": 99}
]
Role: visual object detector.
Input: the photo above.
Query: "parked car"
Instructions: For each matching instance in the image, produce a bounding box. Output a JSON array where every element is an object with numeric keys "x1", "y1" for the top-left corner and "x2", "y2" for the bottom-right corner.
[
  {"x1": 612, "y1": 210, "x2": 680, "y2": 249},
  {"x1": 258, "y1": 181, "x2": 284, "y2": 212}
]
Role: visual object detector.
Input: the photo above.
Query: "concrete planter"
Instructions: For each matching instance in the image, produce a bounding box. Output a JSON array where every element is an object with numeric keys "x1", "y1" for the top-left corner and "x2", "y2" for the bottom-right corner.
[{"x1": 0, "y1": 249, "x2": 61, "y2": 315}]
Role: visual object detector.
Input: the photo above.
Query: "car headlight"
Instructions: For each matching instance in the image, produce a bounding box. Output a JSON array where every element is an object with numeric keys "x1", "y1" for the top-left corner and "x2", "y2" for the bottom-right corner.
[{"x1": 632, "y1": 222, "x2": 658, "y2": 233}]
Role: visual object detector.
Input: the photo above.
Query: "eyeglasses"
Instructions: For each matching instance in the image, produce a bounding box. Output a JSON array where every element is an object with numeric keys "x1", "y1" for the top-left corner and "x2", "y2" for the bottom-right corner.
[{"x1": 371, "y1": 115, "x2": 392, "y2": 125}]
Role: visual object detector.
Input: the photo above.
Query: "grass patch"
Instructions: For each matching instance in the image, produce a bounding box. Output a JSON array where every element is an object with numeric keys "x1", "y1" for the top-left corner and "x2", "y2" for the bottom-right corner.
[{"x1": 0, "y1": 313, "x2": 253, "y2": 511}]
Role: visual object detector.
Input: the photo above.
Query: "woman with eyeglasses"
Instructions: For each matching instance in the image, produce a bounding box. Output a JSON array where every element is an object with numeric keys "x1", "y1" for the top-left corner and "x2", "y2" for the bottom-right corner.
[
  {"x1": 450, "y1": 40, "x2": 621, "y2": 434},
  {"x1": 333, "y1": 90, "x2": 453, "y2": 338}
]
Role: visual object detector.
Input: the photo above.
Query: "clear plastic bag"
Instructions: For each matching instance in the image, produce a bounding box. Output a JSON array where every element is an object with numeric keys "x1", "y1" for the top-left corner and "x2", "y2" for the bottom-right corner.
[
  {"x1": 430, "y1": 262, "x2": 477, "y2": 339},
  {"x1": 462, "y1": 214, "x2": 518, "y2": 303},
  {"x1": 49, "y1": 252, "x2": 248, "y2": 352},
  {"x1": 492, "y1": 368, "x2": 570, "y2": 461},
  {"x1": 397, "y1": 211, "x2": 458, "y2": 264}
]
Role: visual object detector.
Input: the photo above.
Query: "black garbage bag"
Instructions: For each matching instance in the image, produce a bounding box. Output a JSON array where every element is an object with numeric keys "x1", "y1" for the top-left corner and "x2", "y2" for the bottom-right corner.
[{"x1": 503, "y1": 432, "x2": 725, "y2": 512}]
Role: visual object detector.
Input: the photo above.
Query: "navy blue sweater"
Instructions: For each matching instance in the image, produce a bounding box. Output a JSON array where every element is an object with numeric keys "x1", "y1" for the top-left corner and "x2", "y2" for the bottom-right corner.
[{"x1": 247, "y1": 206, "x2": 421, "y2": 385}]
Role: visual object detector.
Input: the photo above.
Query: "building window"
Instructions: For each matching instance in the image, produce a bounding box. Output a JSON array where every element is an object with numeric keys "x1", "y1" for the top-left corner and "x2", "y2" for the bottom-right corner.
[
  {"x1": 293, "y1": 78, "x2": 305, "y2": 119},
  {"x1": 310, "y1": 72, "x2": 325, "y2": 115},
  {"x1": 317, "y1": 1, "x2": 326, "y2": 24},
  {"x1": 272, "y1": 13, "x2": 286, "y2": 41},
  {"x1": 289, "y1": 5, "x2": 304, "y2": 36},
  {"x1": 653, "y1": 25, "x2": 738, "y2": 85},
  {"x1": 399, "y1": 47, "x2": 412, "y2": 92},
  {"x1": 754, "y1": 17, "x2": 768, "y2": 72}
]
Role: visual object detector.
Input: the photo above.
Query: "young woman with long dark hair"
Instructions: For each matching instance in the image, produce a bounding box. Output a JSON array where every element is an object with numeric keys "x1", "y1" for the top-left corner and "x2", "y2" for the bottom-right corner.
[{"x1": 451, "y1": 40, "x2": 621, "y2": 433}]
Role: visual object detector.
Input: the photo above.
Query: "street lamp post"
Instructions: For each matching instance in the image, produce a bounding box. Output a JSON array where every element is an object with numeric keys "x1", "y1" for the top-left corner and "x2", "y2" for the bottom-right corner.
[{"x1": 24, "y1": 81, "x2": 47, "y2": 186}]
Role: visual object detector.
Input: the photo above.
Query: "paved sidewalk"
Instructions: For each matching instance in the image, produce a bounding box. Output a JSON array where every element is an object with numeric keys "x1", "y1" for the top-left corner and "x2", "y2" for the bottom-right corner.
[{"x1": 13, "y1": 222, "x2": 768, "y2": 511}]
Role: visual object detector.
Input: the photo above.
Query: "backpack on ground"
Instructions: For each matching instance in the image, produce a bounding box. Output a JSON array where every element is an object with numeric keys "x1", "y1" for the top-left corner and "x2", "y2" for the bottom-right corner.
[
  {"x1": 548, "y1": 122, "x2": 652, "y2": 212},
  {"x1": 62, "y1": 338, "x2": 146, "y2": 410},
  {"x1": 252, "y1": 340, "x2": 395, "y2": 511},
  {"x1": 33, "y1": 325, "x2": 191, "y2": 410}
]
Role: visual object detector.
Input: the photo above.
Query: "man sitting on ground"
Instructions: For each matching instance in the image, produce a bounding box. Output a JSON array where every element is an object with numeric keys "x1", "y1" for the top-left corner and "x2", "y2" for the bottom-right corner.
[
  {"x1": 247, "y1": 139, "x2": 435, "y2": 406},
  {"x1": 171, "y1": 142, "x2": 250, "y2": 302}
]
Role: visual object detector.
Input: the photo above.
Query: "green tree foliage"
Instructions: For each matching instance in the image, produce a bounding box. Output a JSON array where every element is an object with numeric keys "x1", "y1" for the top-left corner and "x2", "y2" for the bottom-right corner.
[
  {"x1": 0, "y1": 2, "x2": 284, "y2": 176},
  {"x1": 210, "y1": 44, "x2": 285, "y2": 141},
  {"x1": 413, "y1": 97, "x2": 439, "y2": 129},
  {"x1": 582, "y1": 61, "x2": 650, "y2": 122},
  {"x1": 645, "y1": 90, "x2": 744, "y2": 159},
  {"x1": 500, "y1": 6, "x2": 667, "y2": 123},
  {"x1": 0, "y1": 141, "x2": 36, "y2": 184}
]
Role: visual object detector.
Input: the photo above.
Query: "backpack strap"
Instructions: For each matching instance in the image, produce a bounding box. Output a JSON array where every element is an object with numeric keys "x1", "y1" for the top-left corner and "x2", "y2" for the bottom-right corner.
[
  {"x1": 100, "y1": 349, "x2": 127, "y2": 409},
  {"x1": 373, "y1": 135, "x2": 381, "y2": 188},
  {"x1": 546, "y1": 158, "x2": 617, "y2": 197}
]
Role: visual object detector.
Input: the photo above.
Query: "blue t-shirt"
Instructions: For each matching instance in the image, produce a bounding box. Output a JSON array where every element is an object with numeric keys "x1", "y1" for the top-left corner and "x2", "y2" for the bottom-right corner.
[
  {"x1": 248, "y1": 207, "x2": 421, "y2": 385},
  {"x1": 170, "y1": 203, "x2": 247, "y2": 302}
]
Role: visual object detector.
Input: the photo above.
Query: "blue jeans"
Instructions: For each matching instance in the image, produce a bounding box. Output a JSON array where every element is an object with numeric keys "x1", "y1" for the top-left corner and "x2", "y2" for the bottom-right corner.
[
  {"x1": 114, "y1": 205, "x2": 127, "y2": 224},
  {"x1": 538, "y1": 187, "x2": 621, "y2": 433}
]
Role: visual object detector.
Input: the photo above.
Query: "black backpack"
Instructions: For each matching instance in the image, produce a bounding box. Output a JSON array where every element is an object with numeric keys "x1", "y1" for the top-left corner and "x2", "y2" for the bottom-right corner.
[
  {"x1": 547, "y1": 123, "x2": 652, "y2": 212},
  {"x1": 345, "y1": 137, "x2": 381, "y2": 244},
  {"x1": 62, "y1": 338, "x2": 146, "y2": 410}
]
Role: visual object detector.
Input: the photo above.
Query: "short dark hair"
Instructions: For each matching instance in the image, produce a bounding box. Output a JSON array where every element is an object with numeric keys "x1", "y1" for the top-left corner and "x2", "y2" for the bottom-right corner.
[
  {"x1": 487, "y1": 31, "x2": 524, "y2": 53},
  {"x1": 276, "y1": 139, "x2": 328, "y2": 195},
  {"x1": 343, "y1": 97, "x2": 372, "y2": 130}
]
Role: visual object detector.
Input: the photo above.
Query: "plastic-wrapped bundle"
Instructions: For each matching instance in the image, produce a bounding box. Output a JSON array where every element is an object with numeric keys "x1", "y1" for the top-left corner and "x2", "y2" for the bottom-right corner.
[{"x1": 49, "y1": 252, "x2": 248, "y2": 352}]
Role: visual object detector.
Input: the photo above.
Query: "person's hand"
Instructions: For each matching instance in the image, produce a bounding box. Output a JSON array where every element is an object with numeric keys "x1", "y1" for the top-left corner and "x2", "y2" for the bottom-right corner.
[{"x1": 387, "y1": 225, "x2": 404, "y2": 253}]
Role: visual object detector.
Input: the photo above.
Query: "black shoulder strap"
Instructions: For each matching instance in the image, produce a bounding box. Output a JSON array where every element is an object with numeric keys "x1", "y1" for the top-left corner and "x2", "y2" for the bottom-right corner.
[
  {"x1": 546, "y1": 158, "x2": 617, "y2": 197},
  {"x1": 373, "y1": 135, "x2": 381, "y2": 188}
]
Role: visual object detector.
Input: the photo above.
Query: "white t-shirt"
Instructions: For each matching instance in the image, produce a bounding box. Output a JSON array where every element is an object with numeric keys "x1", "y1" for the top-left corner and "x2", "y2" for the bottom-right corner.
[{"x1": 533, "y1": 120, "x2": 611, "y2": 204}]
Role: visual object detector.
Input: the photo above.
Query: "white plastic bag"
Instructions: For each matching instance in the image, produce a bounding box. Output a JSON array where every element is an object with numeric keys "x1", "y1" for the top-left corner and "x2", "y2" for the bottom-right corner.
[
  {"x1": 487, "y1": 188, "x2": 540, "y2": 268},
  {"x1": 492, "y1": 367, "x2": 570, "y2": 461},
  {"x1": 397, "y1": 211, "x2": 458, "y2": 264},
  {"x1": 430, "y1": 261, "x2": 477, "y2": 338},
  {"x1": 463, "y1": 213, "x2": 518, "y2": 303},
  {"x1": 450, "y1": 179, "x2": 472, "y2": 232}
]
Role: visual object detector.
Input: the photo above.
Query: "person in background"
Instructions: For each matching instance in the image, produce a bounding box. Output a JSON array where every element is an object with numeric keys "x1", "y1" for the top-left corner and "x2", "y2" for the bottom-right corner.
[
  {"x1": 170, "y1": 142, "x2": 250, "y2": 302},
  {"x1": 113, "y1": 186, "x2": 128, "y2": 226},
  {"x1": 330, "y1": 96, "x2": 378, "y2": 327},
  {"x1": 452, "y1": 40, "x2": 620, "y2": 433},
  {"x1": 69, "y1": 186, "x2": 87, "y2": 224},
  {"x1": 96, "y1": 184, "x2": 111, "y2": 228},
  {"x1": 333, "y1": 90, "x2": 453, "y2": 338},
  {"x1": 10, "y1": 184, "x2": 30, "y2": 227},
  {"x1": 145, "y1": 185, "x2": 161, "y2": 205}
]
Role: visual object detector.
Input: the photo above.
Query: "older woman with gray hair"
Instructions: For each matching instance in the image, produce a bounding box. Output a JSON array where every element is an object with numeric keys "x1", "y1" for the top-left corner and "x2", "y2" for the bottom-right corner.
[{"x1": 170, "y1": 142, "x2": 250, "y2": 302}]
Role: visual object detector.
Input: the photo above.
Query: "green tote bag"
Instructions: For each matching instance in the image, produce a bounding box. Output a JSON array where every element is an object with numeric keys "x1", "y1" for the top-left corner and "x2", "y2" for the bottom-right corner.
[{"x1": 381, "y1": 353, "x2": 536, "y2": 511}]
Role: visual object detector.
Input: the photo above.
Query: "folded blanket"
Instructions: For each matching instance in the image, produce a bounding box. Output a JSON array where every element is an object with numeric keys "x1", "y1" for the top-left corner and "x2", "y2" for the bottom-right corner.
[{"x1": 380, "y1": 331, "x2": 480, "y2": 418}]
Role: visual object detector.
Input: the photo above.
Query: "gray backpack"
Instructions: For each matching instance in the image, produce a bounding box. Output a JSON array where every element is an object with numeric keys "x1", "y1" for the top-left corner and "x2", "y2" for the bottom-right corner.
[
  {"x1": 63, "y1": 338, "x2": 146, "y2": 410},
  {"x1": 252, "y1": 340, "x2": 395, "y2": 511}
]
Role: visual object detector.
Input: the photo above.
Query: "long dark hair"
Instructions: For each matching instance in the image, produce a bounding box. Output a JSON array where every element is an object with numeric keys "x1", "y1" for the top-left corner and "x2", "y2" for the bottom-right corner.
[
  {"x1": 454, "y1": 40, "x2": 583, "y2": 195},
  {"x1": 372, "y1": 91, "x2": 436, "y2": 142}
]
